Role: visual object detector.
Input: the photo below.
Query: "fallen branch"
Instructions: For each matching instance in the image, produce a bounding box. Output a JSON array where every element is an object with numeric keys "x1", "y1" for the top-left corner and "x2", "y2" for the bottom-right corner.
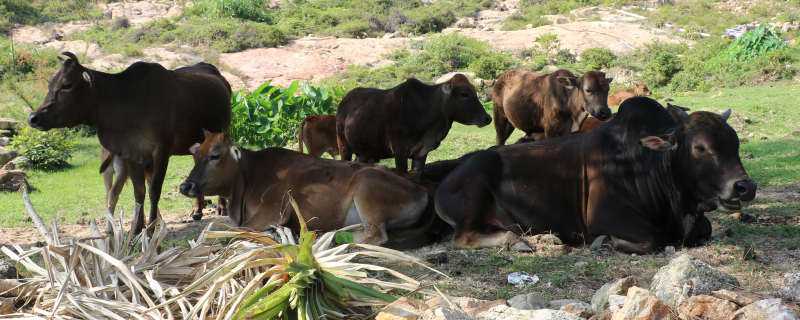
[{"x1": 20, "y1": 184, "x2": 53, "y2": 245}]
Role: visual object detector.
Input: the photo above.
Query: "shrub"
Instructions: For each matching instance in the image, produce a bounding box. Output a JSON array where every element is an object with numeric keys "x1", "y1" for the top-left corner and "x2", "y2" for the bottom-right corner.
[
  {"x1": 230, "y1": 81, "x2": 343, "y2": 148},
  {"x1": 399, "y1": 33, "x2": 493, "y2": 78},
  {"x1": 642, "y1": 51, "x2": 682, "y2": 87},
  {"x1": 723, "y1": 25, "x2": 787, "y2": 61},
  {"x1": 0, "y1": 39, "x2": 60, "y2": 79},
  {"x1": 9, "y1": 126, "x2": 76, "y2": 170},
  {"x1": 469, "y1": 52, "x2": 519, "y2": 79},
  {"x1": 185, "y1": 0, "x2": 273, "y2": 23},
  {"x1": 580, "y1": 48, "x2": 616, "y2": 70}
]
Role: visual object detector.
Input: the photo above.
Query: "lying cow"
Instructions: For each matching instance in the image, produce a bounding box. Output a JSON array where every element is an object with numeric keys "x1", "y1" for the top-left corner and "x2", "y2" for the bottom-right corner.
[
  {"x1": 297, "y1": 115, "x2": 338, "y2": 159},
  {"x1": 179, "y1": 131, "x2": 431, "y2": 246},
  {"x1": 29, "y1": 53, "x2": 231, "y2": 235},
  {"x1": 492, "y1": 69, "x2": 612, "y2": 145},
  {"x1": 608, "y1": 82, "x2": 651, "y2": 107},
  {"x1": 435, "y1": 97, "x2": 756, "y2": 253},
  {"x1": 336, "y1": 75, "x2": 491, "y2": 177}
]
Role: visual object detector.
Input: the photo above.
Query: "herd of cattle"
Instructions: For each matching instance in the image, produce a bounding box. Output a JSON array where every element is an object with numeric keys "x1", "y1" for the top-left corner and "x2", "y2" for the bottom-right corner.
[{"x1": 26, "y1": 52, "x2": 757, "y2": 254}]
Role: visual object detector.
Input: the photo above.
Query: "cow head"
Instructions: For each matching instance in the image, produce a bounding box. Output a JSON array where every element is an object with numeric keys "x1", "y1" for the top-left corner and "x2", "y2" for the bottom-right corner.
[
  {"x1": 615, "y1": 97, "x2": 678, "y2": 152},
  {"x1": 634, "y1": 83, "x2": 651, "y2": 96},
  {"x1": 668, "y1": 104, "x2": 757, "y2": 212},
  {"x1": 439, "y1": 74, "x2": 492, "y2": 127},
  {"x1": 29, "y1": 52, "x2": 97, "y2": 130},
  {"x1": 181, "y1": 130, "x2": 239, "y2": 198},
  {"x1": 557, "y1": 70, "x2": 613, "y2": 121}
]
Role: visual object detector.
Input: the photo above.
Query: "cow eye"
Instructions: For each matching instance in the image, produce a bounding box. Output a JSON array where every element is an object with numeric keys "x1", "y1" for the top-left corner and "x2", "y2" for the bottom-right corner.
[
  {"x1": 694, "y1": 145, "x2": 707, "y2": 154},
  {"x1": 209, "y1": 154, "x2": 220, "y2": 161},
  {"x1": 62, "y1": 83, "x2": 74, "y2": 90}
]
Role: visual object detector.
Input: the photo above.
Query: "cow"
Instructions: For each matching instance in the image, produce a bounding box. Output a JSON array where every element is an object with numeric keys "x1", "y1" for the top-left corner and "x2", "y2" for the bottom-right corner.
[
  {"x1": 608, "y1": 82, "x2": 651, "y2": 107},
  {"x1": 492, "y1": 69, "x2": 613, "y2": 145},
  {"x1": 434, "y1": 97, "x2": 756, "y2": 253},
  {"x1": 336, "y1": 74, "x2": 492, "y2": 178},
  {"x1": 28, "y1": 52, "x2": 231, "y2": 235},
  {"x1": 179, "y1": 131, "x2": 433, "y2": 246},
  {"x1": 297, "y1": 115, "x2": 338, "y2": 159}
]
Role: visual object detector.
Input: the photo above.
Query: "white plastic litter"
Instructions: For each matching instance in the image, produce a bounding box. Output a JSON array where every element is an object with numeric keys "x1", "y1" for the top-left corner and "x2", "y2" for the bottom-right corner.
[{"x1": 507, "y1": 272, "x2": 540, "y2": 287}]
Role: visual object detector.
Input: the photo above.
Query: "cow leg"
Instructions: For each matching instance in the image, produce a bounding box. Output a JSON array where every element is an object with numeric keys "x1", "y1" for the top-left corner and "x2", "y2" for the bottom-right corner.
[
  {"x1": 191, "y1": 194, "x2": 205, "y2": 221},
  {"x1": 609, "y1": 236, "x2": 654, "y2": 254},
  {"x1": 411, "y1": 154, "x2": 427, "y2": 181},
  {"x1": 146, "y1": 151, "x2": 170, "y2": 234},
  {"x1": 217, "y1": 196, "x2": 228, "y2": 216},
  {"x1": 127, "y1": 160, "x2": 147, "y2": 236},
  {"x1": 107, "y1": 157, "x2": 128, "y2": 215},
  {"x1": 394, "y1": 156, "x2": 408, "y2": 174},
  {"x1": 494, "y1": 105, "x2": 514, "y2": 146},
  {"x1": 455, "y1": 230, "x2": 518, "y2": 249}
]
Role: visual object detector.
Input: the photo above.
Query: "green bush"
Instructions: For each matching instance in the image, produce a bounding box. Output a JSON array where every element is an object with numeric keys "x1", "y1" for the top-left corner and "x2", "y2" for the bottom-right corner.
[
  {"x1": 469, "y1": 52, "x2": 518, "y2": 79},
  {"x1": 580, "y1": 48, "x2": 616, "y2": 70},
  {"x1": 186, "y1": 0, "x2": 273, "y2": 23},
  {"x1": 723, "y1": 25, "x2": 787, "y2": 61},
  {"x1": 230, "y1": 81, "x2": 344, "y2": 148},
  {"x1": 403, "y1": 33, "x2": 493, "y2": 77},
  {"x1": 9, "y1": 126, "x2": 76, "y2": 171},
  {"x1": 0, "y1": 0, "x2": 99, "y2": 32},
  {"x1": 643, "y1": 51, "x2": 682, "y2": 87},
  {"x1": 0, "y1": 38, "x2": 59, "y2": 80}
]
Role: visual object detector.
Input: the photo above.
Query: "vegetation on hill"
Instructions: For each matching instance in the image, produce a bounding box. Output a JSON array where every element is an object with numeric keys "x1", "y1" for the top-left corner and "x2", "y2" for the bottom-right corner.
[{"x1": 0, "y1": 0, "x2": 101, "y2": 33}]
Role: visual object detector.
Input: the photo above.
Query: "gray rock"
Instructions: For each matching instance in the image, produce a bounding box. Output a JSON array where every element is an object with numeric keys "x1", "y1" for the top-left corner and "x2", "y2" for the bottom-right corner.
[
  {"x1": 607, "y1": 294, "x2": 627, "y2": 313},
  {"x1": 614, "y1": 287, "x2": 674, "y2": 320},
  {"x1": 508, "y1": 293, "x2": 548, "y2": 310},
  {"x1": 0, "y1": 148, "x2": 18, "y2": 167},
  {"x1": 0, "y1": 118, "x2": 18, "y2": 131},
  {"x1": 549, "y1": 299, "x2": 584, "y2": 309},
  {"x1": 591, "y1": 276, "x2": 637, "y2": 312},
  {"x1": 0, "y1": 259, "x2": 15, "y2": 279},
  {"x1": 590, "y1": 235, "x2": 608, "y2": 251},
  {"x1": 730, "y1": 298, "x2": 799, "y2": 320},
  {"x1": 421, "y1": 306, "x2": 473, "y2": 320},
  {"x1": 779, "y1": 273, "x2": 800, "y2": 302},
  {"x1": 476, "y1": 305, "x2": 583, "y2": 320},
  {"x1": 0, "y1": 130, "x2": 12, "y2": 138},
  {"x1": 0, "y1": 137, "x2": 9, "y2": 147},
  {"x1": 649, "y1": 254, "x2": 739, "y2": 309},
  {"x1": 557, "y1": 301, "x2": 593, "y2": 318}
]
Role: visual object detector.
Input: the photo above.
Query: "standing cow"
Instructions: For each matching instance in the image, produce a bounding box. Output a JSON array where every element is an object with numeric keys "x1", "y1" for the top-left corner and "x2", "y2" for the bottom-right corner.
[
  {"x1": 336, "y1": 74, "x2": 492, "y2": 177},
  {"x1": 297, "y1": 115, "x2": 339, "y2": 159},
  {"x1": 492, "y1": 69, "x2": 612, "y2": 145},
  {"x1": 28, "y1": 52, "x2": 231, "y2": 235},
  {"x1": 435, "y1": 97, "x2": 756, "y2": 253}
]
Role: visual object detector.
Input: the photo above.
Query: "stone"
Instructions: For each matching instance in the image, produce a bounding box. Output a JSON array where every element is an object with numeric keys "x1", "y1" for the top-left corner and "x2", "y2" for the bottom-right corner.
[
  {"x1": 0, "y1": 169, "x2": 27, "y2": 192},
  {"x1": 589, "y1": 310, "x2": 613, "y2": 320},
  {"x1": 421, "y1": 306, "x2": 472, "y2": 320},
  {"x1": 611, "y1": 287, "x2": 675, "y2": 320},
  {"x1": 508, "y1": 293, "x2": 548, "y2": 310},
  {"x1": 608, "y1": 295, "x2": 627, "y2": 313},
  {"x1": 425, "y1": 297, "x2": 506, "y2": 317},
  {"x1": 0, "y1": 118, "x2": 18, "y2": 131},
  {"x1": 676, "y1": 294, "x2": 738, "y2": 320},
  {"x1": 377, "y1": 298, "x2": 424, "y2": 320},
  {"x1": 549, "y1": 299, "x2": 585, "y2": 309},
  {"x1": 476, "y1": 305, "x2": 583, "y2": 320},
  {"x1": 649, "y1": 254, "x2": 739, "y2": 309},
  {"x1": 0, "y1": 148, "x2": 17, "y2": 167},
  {"x1": 710, "y1": 289, "x2": 758, "y2": 306},
  {"x1": 591, "y1": 277, "x2": 637, "y2": 312},
  {"x1": 590, "y1": 235, "x2": 609, "y2": 251},
  {"x1": 0, "y1": 130, "x2": 11, "y2": 138},
  {"x1": 560, "y1": 301, "x2": 594, "y2": 318},
  {"x1": 730, "y1": 298, "x2": 799, "y2": 320},
  {"x1": 0, "y1": 137, "x2": 9, "y2": 147},
  {"x1": 0, "y1": 259, "x2": 15, "y2": 279},
  {"x1": 779, "y1": 273, "x2": 800, "y2": 301},
  {"x1": 0, "y1": 298, "x2": 14, "y2": 315}
]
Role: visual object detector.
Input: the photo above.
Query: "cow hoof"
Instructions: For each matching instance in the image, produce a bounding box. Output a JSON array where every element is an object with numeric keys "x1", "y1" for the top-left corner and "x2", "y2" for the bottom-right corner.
[{"x1": 191, "y1": 212, "x2": 203, "y2": 221}]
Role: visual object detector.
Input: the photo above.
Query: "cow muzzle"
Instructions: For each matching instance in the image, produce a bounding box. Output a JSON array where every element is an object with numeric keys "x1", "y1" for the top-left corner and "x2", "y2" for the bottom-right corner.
[
  {"x1": 473, "y1": 114, "x2": 492, "y2": 127},
  {"x1": 180, "y1": 181, "x2": 200, "y2": 198},
  {"x1": 28, "y1": 111, "x2": 48, "y2": 130},
  {"x1": 720, "y1": 178, "x2": 757, "y2": 210},
  {"x1": 590, "y1": 107, "x2": 612, "y2": 121}
]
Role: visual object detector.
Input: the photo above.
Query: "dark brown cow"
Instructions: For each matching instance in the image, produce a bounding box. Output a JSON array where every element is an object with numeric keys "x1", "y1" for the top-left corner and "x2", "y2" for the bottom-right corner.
[
  {"x1": 29, "y1": 52, "x2": 231, "y2": 235},
  {"x1": 608, "y1": 82, "x2": 651, "y2": 107},
  {"x1": 336, "y1": 75, "x2": 491, "y2": 177},
  {"x1": 179, "y1": 131, "x2": 431, "y2": 246},
  {"x1": 434, "y1": 97, "x2": 756, "y2": 253},
  {"x1": 492, "y1": 69, "x2": 612, "y2": 145},
  {"x1": 297, "y1": 115, "x2": 338, "y2": 159}
]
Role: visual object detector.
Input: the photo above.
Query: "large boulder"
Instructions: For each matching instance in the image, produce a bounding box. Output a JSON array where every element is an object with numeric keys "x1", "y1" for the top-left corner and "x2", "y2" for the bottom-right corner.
[
  {"x1": 477, "y1": 305, "x2": 584, "y2": 320},
  {"x1": 676, "y1": 294, "x2": 738, "y2": 320},
  {"x1": 710, "y1": 289, "x2": 758, "y2": 307},
  {"x1": 779, "y1": 273, "x2": 800, "y2": 302},
  {"x1": 592, "y1": 277, "x2": 638, "y2": 312},
  {"x1": 730, "y1": 298, "x2": 799, "y2": 320},
  {"x1": 0, "y1": 118, "x2": 18, "y2": 131},
  {"x1": 649, "y1": 254, "x2": 739, "y2": 309},
  {"x1": 611, "y1": 287, "x2": 675, "y2": 320},
  {"x1": 508, "y1": 293, "x2": 548, "y2": 310}
]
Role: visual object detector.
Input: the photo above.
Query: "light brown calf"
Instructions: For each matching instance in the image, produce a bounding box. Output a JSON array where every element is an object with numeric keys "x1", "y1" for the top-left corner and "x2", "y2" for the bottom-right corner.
[
  {"x1": 607, "y1": 83, "x2": 651, "y2": 107},
  {"x1": 297, "y1": 115, "x2": 339, "y2": 159}
]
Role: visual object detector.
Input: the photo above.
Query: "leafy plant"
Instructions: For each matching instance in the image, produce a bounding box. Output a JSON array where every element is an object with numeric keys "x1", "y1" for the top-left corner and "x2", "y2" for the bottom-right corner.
[
  {"x1": 9, "y1": 126, "x2": 76, "y2": 170},
  {"x1": 580, "y1": 48, "x2": 616, "y2": 70},
  {"x1": 469, "y1": 51, "x2": 519, "y2": 79},
  {"x1": 723, "y1": 25, "x2": 787, "y2": 62},
  {"x1": 230, "y1": 81, "x2": 343, "y2": 149},
  {"x1": 642, "y1": 50, "x2": 682, "y2": 87}
]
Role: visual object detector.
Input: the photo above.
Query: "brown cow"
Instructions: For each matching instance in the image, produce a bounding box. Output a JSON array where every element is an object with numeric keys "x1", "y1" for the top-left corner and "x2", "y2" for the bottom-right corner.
[
  {"x1": 179, "y1": 131, "x2": 431, "y2": 246},
  {"x1": 29, "y1": 53, "x2": 231, "y2": 235},
  {"x1": 297, "y1": 115, "x2": 338, "y2": 159},
  {"x1": 336, "y1": 75, "x2": 491, "y2": 177},
  {"x1": 435, "y1": 97, "x2": 756, "y2": 253},
  {"x1": 492, "y1": 69, "x2": 612, "y2": 145},
  {"x1": 608, "y1": 82, "x2": 651, "y2": 107}
]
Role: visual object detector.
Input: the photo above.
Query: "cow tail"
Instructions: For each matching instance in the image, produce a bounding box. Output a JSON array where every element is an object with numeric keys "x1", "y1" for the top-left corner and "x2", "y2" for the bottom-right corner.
[{"x1": 297, "y1": 118, "x2": 306, "y2": 154}]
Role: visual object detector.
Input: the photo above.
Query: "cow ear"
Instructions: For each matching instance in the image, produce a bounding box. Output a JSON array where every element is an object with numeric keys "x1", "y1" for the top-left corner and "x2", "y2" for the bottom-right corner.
[
  {"x1": 189, "y1": 143, "x2": 201, "y2": 155},
  {"x1": 441, "y1": 83, "x2": 452, "y2": 96},
  {"x1": 202, "y1": 129, "x2": 213, "y2": 140},
  {"x1": 667, "y1": 104, "x2": 689, "y2": 123},
  {"x1": 82, "y1": 71, "x2": 93, "y2": 87},
  {"x1": 557, "y1": 76, "x2": 577, "y2": 89},
  {"x1": 605, "y1": 77, "x2": 614, "y2": 84},
  {"x1": 230, "y1": 146, "x2": 242, "y2": 162},
  {"x1": 640, "y1": 135, "x2": 675, "y2": 152},
  {"x1": 720, "y1": 109, "x2": 732, "y2": 122}
]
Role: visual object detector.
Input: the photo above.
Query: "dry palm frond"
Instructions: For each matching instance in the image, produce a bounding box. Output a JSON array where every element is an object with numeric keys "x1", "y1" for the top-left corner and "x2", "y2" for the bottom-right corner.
[{"x1": 3, "y1": 189, "x2": 442, "y2": 319}]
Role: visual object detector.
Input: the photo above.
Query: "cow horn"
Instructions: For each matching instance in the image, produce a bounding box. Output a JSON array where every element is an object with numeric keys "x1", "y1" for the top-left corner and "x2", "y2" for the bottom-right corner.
[
  {"x1": 60, "y1": 52, "x2": 79, "y2": 63},
  {"x1": 720, "y1": 109, "x2": 732, "y2": 122}
]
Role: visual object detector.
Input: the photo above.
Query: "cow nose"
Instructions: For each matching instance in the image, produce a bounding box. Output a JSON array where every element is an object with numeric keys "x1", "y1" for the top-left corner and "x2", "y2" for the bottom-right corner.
[
  {"x1": 480, "y1": 114, "x2": 492, "y2": 126},
  {"x1": 28, "y1": 113, "x2": 41, "y2": 127},
  {"x1": 734, "y1": 179, "x2": 757, "y2": 201},
  {"x1": 180, "y1": 181, "x2": 197, "y2": 197},
  {"x1": 595, "y1": 108, "x2": 612, "y2": 121}
]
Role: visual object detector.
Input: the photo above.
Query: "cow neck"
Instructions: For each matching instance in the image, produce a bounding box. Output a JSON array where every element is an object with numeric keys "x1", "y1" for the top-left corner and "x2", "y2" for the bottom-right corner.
[
  {"x1": 84, "y1": 69, "x2": 119, "y2": 126},
  {"x1": 228, "y1": 149, "x2": 250, "y2": 227},
  {"x1": 670, "y1": 129, "x2": 703, "y2": 214},
  {"x1": 566, "y1": 87, "x2": 586, "y2": 126},
  {"x1": 417, "y1": 84, "x2": 453, "y2": 131}
]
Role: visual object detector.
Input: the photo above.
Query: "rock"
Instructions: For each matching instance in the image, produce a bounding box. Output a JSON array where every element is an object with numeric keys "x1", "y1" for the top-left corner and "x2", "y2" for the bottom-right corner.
[
  {"x1": 9, "y1": 156, "x2": 29, "y2": 169},
  {"x1": 779, "y1": 273, "x2": 800, "y2": 301},
  {"x1": 730, "y1": 298, "x2": 799, "y2": 320},
  {"x1": 0, "y1": 169, "x2": 27, "y2": 192},
  {"x1": 425, "y1": 297, "x2": 506, "y2": 317},
  {"x1": 0, "y1": 130, "x2": 12, "y2": 138},
  {"x1": 676, "y1": 294, "x2": 738, "y2": 320},
  {"x1": 549, "y1": 299, "x2": 585, "y2": 309},
  {"x1": 711, "y1": 289, "x2": 759, "y2": 307},
  {"x1": 730, "y1": 211, "x2": 756, "y2": 223},
  {"x1": 0, "y1": 259, "x2": 15, "y2": 279},
  {"x1": 476, "y1": 305, "x2": 584, "y2": 320},
  {"x1": 0, "y1": 118, "x2": 18, "y2": 131},
  {"x1": 508, "y1": 293, "x2": 548, "y2": 310},
  {"x1": 559, "y1": 301, "x2": 594, "y2": 318},
  {"x1": 590, "y1": 235, "x2": 609, "y2": 251},
  {"x1": 0, "y1": 298, "x2": 13, "y2": 315},
  {"x1": 526, "y1": 234, "x2": 563, "y2": 246},
  {"x1": 0, "y1": 148, "x2": 17, "y2": 167},
  {"x1": 611, "y1": 286, "x2": 675, "y2": 320},
  {"x1": 608, "y1": 295, "x2": 627, "y2": 313},
  {"x1": 591, "y1": 277, "x2": 637, "y2": 312},
  {"x1": 649, "y1": 254, "x2": 739, "y2": 309},
  {"x1": 421, "y1": 306, "x2": 472, "y2": 320},
  {"x1": 511, "y1": 241, "x2": 534, "y2": 252},
  {"x1": 0, "y1": 137, "x2": 9, "y2": 147},
  {"x1": 663, "y1": 246, "x2": 675, "y2": 255},
  {"x1": 589, "y1": 310, "x2": 613, "y2": 320},
  {"x1": 378, "y1": 298, "x2": 424, "y2": 320}
]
